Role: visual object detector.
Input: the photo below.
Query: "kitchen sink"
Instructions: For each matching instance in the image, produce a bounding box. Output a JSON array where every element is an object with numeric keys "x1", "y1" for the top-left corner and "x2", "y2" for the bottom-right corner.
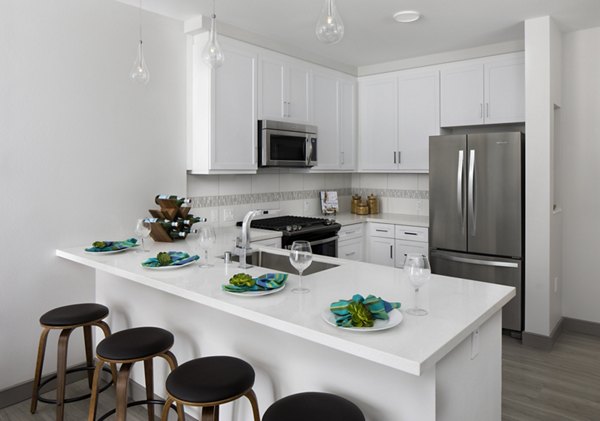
[{"x1": 222, "y1": 250, "x2": 339, "y2": 275}]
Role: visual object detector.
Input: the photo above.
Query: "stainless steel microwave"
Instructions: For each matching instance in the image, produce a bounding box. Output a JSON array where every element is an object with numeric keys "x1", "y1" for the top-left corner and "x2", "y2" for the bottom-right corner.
[{"x1": 258, "y1": 120, "x2": 317, "y2": 167}]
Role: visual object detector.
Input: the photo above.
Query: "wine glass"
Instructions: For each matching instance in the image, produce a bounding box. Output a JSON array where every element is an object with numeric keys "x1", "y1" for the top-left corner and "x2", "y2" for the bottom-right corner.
[
  {"x1": 404, "y1": 254, "x2": 431, "y2": 316},
  {"x1": 134, "y1": 219, "x2": 151, "y2": 252},
  {"x1": 196, "y1": 225, "x2": 216, "y2": 268},
  {"x1": 289, "y1": 241, "x2": 313, "y2": 294}
]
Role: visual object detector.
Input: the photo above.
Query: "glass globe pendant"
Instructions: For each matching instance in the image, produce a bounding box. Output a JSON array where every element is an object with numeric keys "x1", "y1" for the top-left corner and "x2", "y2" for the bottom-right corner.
[
  {"x1": 315, "y1": 0, "x2": 344, "y2": 44},
  {"x1": 202, "y1": 0, "x2": 225, "y2": 68},
  {"x1": 129, "y1": 0, "x2": 150, "y2": 84}
]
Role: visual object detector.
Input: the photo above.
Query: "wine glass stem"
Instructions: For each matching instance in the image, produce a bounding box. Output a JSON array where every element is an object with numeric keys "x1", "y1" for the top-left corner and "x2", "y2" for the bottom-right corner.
[
  {"x1": 141, "y1": 237, "x2": 145, "y2": 251},
  {"x1": 415, "y1": 287, "x2": 419, "y2": 309},
  {"x1": 298, "y1": 270, "x2": 303, "y2": 290},
  {"x1": 204, "y1": 249, "x2": 208, "y2": 264}
]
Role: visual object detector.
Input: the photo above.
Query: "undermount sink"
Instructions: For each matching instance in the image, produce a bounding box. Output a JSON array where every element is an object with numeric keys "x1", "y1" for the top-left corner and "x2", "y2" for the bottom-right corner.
[{"x1": 223, "y1": 250, "x2": 339, "y2": 275}]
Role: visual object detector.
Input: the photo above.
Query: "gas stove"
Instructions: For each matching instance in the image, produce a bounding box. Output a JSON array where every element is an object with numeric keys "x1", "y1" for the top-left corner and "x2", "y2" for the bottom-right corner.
[{"x1": 236, "y1": 215, "x2": 341, "y2": 255}]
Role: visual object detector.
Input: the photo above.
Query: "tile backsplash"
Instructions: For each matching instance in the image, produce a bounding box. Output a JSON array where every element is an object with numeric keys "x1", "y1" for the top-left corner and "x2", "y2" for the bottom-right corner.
[{"x1": 187, "y1": 171, "x2": 428, "y2": 226}]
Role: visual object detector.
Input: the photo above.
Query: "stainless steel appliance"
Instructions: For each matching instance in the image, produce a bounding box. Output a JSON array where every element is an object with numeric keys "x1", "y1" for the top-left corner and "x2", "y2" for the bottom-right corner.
[
  {"x1": 237, "y1": 215, "x2": 340, "y2": 257},
  {"x1": 429, "y1": 132, "x2": 524, "y2": 332},
  {"x1": 259, "y1": 120, "x2": 317, "y2": 168}
]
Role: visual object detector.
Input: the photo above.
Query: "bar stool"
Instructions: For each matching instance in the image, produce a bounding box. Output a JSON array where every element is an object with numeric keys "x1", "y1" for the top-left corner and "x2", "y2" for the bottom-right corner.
[
  {"x1": 88, "y1": 326, "x2": 184, "y2": 421},
  {"x1": 31, "y1": 303, "x2": 116, "y2": 421},
  {"x1": 262, "y1": 392, "x2": 365, "y2": 421},
  {"x1": 160, "y1": 356, "x2": 260, "y2": 421}
]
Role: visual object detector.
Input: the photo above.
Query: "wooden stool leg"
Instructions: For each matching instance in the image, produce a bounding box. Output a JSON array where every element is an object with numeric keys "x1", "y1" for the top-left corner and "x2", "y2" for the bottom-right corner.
[
  {"x1": 161, "y1": 396, "x2": 175, "y2": 421},
  {"x1": 56, "y1": 328, "x2": 73, "y2": 421},
  {"x1": 201, "y1": 405, "x2": 218, "y2": 421},
  {"x1": 88, "y1": 360, "x2": 104, "y2": 421},
  {"x1": 143, "y1": 359, "x2": 154, "y2": 421},
  {"x1": 83, "y1": 325, "x2": 94, "y2": 388},
  {"x1": 30, "y1": 327, "x2": 50, "y2": 414},
  {"x1": 94, "y1": 321, "x2": 117, "y2": 384},
  {"x1": 116, "y1": 363, "x2": 133, "y2": 421},
  {"x1": 159, "y1": 351, "x2": 185, "y2": 421},
  {"x1": 245, "y1": 389, "x2": 261, "y2": 421}
]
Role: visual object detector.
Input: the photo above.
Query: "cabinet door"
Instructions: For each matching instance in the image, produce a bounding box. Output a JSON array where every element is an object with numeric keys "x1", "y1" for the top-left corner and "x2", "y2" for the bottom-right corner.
[
  {"x1": 213, "y1": 47, "x2": 257, "y2": 170},
  {"x1": 440, "y1": 63, "x2": 484, "y2": 127},
  {"x1": 367, "y1": 236, "x2": 395, "y2": 267},
  {"x1": 484, "y1": 55, "x2": 525, "y2": 124},
  {"x1": 358, "y1": 77, "x2": 398, "y2": 171},
  {"x1": 394, "y1": 239, "x2": 428, "y2": 268},
  {"x1": 260, "y1": 58, "x2": 285, "y2": 120},
  {"x1": 397, "y1": 70, "x2": 440, "y2": 171},
  {"x1": 339, "y1": 80, "x2": 356, "y2": 170},
  {"x1": 312, "y1": 73, "x2": 340, "y2": 170},
  {"x1": 287, "y1": 65, "x2": 311, "y2": 123},
  {"x1": 339, "y1": 239, "x2": 363, "y2": 261}
]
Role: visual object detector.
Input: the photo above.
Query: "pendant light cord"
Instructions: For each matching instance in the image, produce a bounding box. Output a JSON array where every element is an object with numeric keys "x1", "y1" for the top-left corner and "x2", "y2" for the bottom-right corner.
[
  {"x1": 139, "y1": 0, "x2": 143, "y2": 43},
  {"x1": 212, "y1": 0, "x2": 216, "y2": 20}
]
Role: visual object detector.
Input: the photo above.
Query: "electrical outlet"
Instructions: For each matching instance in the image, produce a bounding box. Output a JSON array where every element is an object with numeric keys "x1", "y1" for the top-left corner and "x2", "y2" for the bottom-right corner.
[
  {"x1": 416, "y1": 200, "x2": 422, "y2": 213},
  {"x1": 303, "y1": 200, "x2": 311, "y2": 213},
  {"x1": 209, "y1": 209, "x2": 218, "y2": 224},
  {"x1": 222, "y1": 208, "x2": 234, "y2": 222}
]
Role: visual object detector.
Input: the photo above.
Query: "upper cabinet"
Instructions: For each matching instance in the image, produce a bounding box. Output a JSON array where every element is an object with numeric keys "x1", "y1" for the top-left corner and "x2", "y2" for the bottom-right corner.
[
  {"x1": 358, "y1": 68, "x2": 439, "y2": 172},
  {"x1": 440, "y1": 52, "x2": 524, "y2": 127},
  {"x1": 188, "y1": 35, "x2": 258, "y2": 174},
  {"x1": 311, "y1": 71, "x2": 356, "y2": 171},
  {"x1": 259, "y1": 54, "x2": 311, "y2": 124}
]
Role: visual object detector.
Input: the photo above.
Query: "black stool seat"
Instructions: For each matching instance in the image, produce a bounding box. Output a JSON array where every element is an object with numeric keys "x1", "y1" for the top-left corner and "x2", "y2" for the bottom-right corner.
[
  {"x1": 263, "y1": 392, "x2": 365, "y2": 421},
  {"x1": 40, "y1": 303, "x2": 109, "y2": 327},
  {"x1": 166, "y1": 356, "x2": 255, "y2": 403},
  {"x1": 97, "y1": 327, "x2": 174, "y2": 361}
]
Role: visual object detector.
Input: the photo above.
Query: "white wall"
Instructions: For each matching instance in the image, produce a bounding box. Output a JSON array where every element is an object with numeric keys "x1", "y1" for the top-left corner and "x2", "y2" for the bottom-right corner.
[
  {"x1": 559, "y1": 26, "x2": 600, "y2": 322},
  {"x1": 0, "y1": 0, "x2": 186, "y2": 391}
]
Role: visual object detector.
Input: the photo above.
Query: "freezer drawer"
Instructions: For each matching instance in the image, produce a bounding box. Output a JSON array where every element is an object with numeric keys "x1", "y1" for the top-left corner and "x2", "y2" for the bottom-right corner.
[{"x1": 430, "y1": 250, "x2": 523, "y2": 331}]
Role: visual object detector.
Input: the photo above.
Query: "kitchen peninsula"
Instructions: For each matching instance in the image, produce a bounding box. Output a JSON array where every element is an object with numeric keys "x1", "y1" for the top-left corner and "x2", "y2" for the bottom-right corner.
[{"x1": 56, "y1": 241, "x2": 514, "y2": 421}]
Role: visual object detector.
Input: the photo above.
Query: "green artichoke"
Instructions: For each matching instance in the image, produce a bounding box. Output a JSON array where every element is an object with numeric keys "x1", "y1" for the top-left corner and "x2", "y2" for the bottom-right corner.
[
  {"x1": 157, "y1": 252, "x2": 173, "y2": 266},
  {"x1": 229, "y1": 273, "x2": 255, "y2": 287},
  {"x1": 348, "y1": 301, "x2": 374, "y2": 328},
  {"x1": 92, "y1": 241, "x2": 107, "y2": 248}
]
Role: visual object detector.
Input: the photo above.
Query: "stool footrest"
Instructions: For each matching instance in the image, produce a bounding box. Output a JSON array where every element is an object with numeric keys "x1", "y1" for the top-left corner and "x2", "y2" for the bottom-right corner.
[
  {"x1": 97, "y1": 399, "x2": 179, "y2": 421},
  {"x1": 36, "y1": 365, "x2": 113, "y2": 405}
]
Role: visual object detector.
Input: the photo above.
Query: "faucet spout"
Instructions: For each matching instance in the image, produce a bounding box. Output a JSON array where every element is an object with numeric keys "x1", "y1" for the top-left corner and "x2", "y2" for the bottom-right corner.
[{"x1": 236, "y1": 209, "x2": 279, "y2": 269}]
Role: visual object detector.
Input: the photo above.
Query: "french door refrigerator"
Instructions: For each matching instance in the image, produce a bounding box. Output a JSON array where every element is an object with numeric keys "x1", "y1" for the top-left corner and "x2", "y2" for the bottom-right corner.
[{"x1": 429, "y1": 132, "x2": 524, "y2": 332}]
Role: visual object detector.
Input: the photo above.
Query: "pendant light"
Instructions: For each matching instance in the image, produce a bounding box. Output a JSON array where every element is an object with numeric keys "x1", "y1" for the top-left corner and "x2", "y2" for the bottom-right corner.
[
  {"x1": 202, "y1": 0, "x2": 225, "y2": 68},
  {"x1": 129, "y1": 0, "x2": 150, "y2": 84},
  {"x1": 315, "y1": 0, "x2": 344, "y2": 45}
]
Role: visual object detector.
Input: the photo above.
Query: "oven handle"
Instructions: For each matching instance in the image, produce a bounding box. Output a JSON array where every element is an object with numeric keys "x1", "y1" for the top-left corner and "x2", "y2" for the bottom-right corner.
[{"x1": 307, "y1": 235, "x2": 338, "y2": 247}]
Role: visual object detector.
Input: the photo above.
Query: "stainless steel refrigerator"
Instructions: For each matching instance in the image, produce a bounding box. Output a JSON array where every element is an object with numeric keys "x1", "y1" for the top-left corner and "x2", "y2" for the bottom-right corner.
[{"x1": 429, "y1": 132, "x2": 524, "y2": 332}]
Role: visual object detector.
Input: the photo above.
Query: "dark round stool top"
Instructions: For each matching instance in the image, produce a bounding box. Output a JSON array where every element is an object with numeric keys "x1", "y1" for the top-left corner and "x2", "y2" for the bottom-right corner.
[
  {"x1": 263, "y1": 392, "x2": 365, "y2": 421},
  {"x1": 40, "y1": 303, "x2": 109, "y2": 327},
  {"x1": 166, "y1": 356, "x2": 255, "y2": 403},
  {"x1": 96, "y1": 327, "x2": 174, "y2": 361}
]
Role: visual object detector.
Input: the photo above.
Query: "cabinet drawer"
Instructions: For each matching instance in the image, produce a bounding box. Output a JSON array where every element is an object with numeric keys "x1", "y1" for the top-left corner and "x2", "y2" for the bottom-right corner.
[
  {"x1": 395, "y1": 225, "x2": 428, "y2": 242},
  {"x1": 395, "y1": 240, "x2": 429, "y2": 268},
  {"x1": 250, "y1": 237, "x2": 282, "y2": 249},
  {"x1": 368, "y1": 222, "x2": 394, "y2": 238},
  {"x1": 338, "y1": 223, "x2": 364, "y2": 241},
  {"x1": 338, "y1": 239, "x2": 363, "y2": 261}
]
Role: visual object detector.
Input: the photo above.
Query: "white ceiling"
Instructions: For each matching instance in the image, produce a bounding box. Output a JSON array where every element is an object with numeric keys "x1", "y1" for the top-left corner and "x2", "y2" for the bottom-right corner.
[{"x1": 116, "y1": 0, "x2": 600, "y2": 68}]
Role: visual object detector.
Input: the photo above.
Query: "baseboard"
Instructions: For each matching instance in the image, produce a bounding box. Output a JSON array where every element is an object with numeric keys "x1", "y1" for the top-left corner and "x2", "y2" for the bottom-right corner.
[
  {"x1": 522, "y1": 318, "x2": 564, "y2": 351},
  {"x1": 562, "y1": 317, "x2": 600, "y2": 337},
  {"x1": 0, "y1": 362, "x2": 88, "y2": 409}
]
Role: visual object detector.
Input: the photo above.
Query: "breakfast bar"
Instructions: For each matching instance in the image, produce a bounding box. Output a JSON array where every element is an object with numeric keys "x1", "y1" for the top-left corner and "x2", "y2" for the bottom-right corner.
[{"x1": 56, "y1": 244, "x2": 514, "y2": 421}]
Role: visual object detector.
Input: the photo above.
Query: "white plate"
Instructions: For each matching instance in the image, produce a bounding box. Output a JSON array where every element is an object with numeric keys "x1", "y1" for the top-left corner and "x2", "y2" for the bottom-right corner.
[
  {"x1": 321, "y1": 308, "x2": 403, "y2": 332},
  {"x1": 223, "y1": 283, "x2": 286, "y2": 297},
  {"x1": 142, "y1": 259, "x2": 198, "y2": 270},
  {"x1": 84, "y1": 245, "x2": 139, "y2": 254}
]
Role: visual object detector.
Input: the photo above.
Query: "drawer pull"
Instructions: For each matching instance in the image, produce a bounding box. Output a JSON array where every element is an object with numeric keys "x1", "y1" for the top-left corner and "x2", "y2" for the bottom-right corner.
[
  {"x1": 375, "y1": 229, "x2": 389, "y2": 233},
  {"x1": 345, "y1": 252, "x2": 356, "y2": 256},
  {"x1": 344, "y1": 230, "x2": 356, "y2": 235},
  {"x1": 404, "y1": 232, "x2": 418, "y2": 236}
]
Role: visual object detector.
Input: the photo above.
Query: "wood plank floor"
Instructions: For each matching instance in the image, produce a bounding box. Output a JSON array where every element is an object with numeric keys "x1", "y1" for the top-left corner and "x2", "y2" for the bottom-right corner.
[{"x1": 2, "y1": 331, "x2": 600, "y2": 420}]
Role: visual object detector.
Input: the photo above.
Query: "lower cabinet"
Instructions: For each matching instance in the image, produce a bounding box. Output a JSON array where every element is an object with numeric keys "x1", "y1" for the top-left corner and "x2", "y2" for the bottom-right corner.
[
  {"x1": 367, "y1": 236, "x2": 395, "y2": 266},
  {"x1": 366, "y1": 222, "x2": 428, "y2": 267},
  {"x1": 395, "y1": 239, "x2": 428, "y2": 268},
  {"x1": 338, "y1": 223, "x2": 364, "y2": 261}
]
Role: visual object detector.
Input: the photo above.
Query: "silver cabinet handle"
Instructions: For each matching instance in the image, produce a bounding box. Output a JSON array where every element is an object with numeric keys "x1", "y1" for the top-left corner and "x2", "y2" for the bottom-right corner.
[
  {"x1": 398, "y1": 151, "x2": 401, "y2": 165},
  {"x1": 393, "y1": 151, "x2": 397, "y2": 164},
  {"x1": 345, "y1": 251, "x2": 356, "y2": 257},
  {"x1": 468, "y1": 149, "x2": 476, "y2": 236},
  {"x1": 480, "y1": 103, "x2": 483, "y2": 119},
  {"x1": 282, "y1": 100, "x2": 286, "y2": 118},
  {"x1": 375, "y1": 229, "x2": 389, "y2": 233},
  {"x1": 434, "y1": 253, "x2": 519, "y2": 268},
  {"x1": 340, "y1": 151, "x2": 344, "y2": 165},
  {"x1": 306, "y1": 136, "x2": 314, "y2": 166},
  {"x1": 486, "y1": 102, "x2": 489, "y2": 118},
  {"x1": 390, "y1": 245, "x2": 393, "y2": 259},
  {"x1": 457, "y1": 150, "x2": 465, "y2": 234}
]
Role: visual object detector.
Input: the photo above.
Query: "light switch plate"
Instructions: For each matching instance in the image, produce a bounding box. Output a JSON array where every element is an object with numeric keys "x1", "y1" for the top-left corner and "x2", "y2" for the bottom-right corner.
[{"x1": 222, "y1": 208, "x2": 234, "y2": 222}]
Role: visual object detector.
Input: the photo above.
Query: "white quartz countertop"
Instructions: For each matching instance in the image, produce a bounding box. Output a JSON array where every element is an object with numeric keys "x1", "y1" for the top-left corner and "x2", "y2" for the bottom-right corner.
[
  {"x1": 332, "y1": 212, "x2": 429, "y2": 227},
  {"x1": 56, "y1": 242, "x2": 513, "y2": 376}
]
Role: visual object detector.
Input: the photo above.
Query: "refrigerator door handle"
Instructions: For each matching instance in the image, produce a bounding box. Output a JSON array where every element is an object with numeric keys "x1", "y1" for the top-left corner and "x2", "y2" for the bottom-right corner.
[
  {"x1": 468, "y1": 149, "x2": 476, "y2": 236},
  {"x1": 434, "y1": 253, "x2": 519, "y2": 268},
  {"x1": 457, "y1": 150, "x2": 465, "y2": 233}
]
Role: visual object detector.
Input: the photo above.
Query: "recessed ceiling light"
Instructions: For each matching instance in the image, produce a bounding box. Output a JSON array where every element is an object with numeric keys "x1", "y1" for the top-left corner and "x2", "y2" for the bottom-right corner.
[{"x1": 393, "y1": 10, "x2": 421, "y2": 23}]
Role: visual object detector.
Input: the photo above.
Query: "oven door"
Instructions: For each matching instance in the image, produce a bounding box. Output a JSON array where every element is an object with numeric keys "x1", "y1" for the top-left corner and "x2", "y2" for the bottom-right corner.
[{"x1": 261, "y1": 129, "x2": 317, "y2": 167}]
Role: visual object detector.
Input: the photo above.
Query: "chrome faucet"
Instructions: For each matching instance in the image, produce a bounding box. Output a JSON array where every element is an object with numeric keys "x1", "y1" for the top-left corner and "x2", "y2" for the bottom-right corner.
[{"x1": 235, "y1": 209, "x2": 278, "y2": 268}]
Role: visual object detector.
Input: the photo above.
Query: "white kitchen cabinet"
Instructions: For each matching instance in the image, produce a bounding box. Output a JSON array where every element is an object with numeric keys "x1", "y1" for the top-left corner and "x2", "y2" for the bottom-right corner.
[
  {"x1": 368, "y1": 236, "x2": 395, "y2": 267},
  {"x1": 440, "y1": 52, "x2": 524, "y2": 127},
  {"x1": 311, "y1": 72, "x2": 356, "y2": 171},
  {"x1": 259, "y1": 55, "x2": 311, "y2": 123},
  {"x1": 367, "y1": 222, "x2": 428, "y2": 267},
  {"x1": 358, "y1": 68, "x2": 439, "y2": 172},
  {"x1": 250, "y1": 237, "x2": 282, "y2": 249},
  {"x1": 338, "y1": 223, "x2": 364, "y2": 261},
  {"x1": 395, "y1": 240, "x2": 428, "y2": 268},
  {"x1": 189, "y1": 35, "x2": 258, "y2": 174}
]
